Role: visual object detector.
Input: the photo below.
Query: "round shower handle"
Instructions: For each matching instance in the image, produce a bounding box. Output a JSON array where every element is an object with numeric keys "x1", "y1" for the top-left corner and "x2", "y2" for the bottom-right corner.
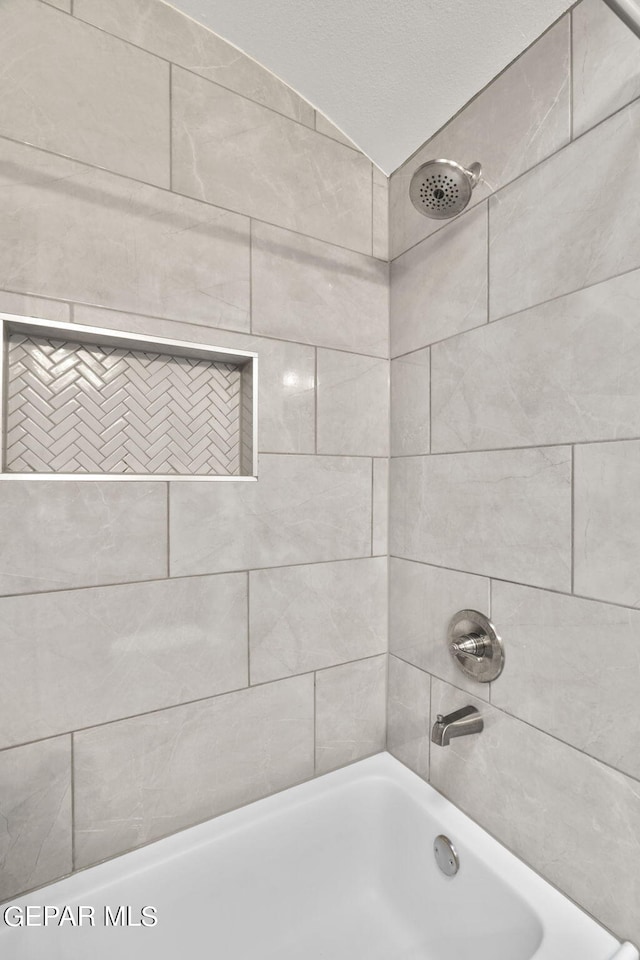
[
  {"x1": 447, "y1": 610, "x2": 505, "y2": 683},
  {"x1": 450, "y1": 631, "x2": 487, "y2": 663}
]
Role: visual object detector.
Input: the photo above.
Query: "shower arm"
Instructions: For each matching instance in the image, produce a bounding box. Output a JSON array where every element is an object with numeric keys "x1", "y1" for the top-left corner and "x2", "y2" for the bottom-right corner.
[{"x1": 603, "y1": 0, "x2": 640, "y2": 39}]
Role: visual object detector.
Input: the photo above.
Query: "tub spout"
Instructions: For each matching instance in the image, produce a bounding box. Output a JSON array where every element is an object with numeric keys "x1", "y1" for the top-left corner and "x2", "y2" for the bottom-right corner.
[{"x1": 431, "y1": 705, "x2": 483, "y2": 747}]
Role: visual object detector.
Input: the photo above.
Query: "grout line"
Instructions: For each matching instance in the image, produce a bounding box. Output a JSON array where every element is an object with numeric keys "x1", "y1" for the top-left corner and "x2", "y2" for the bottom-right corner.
[
  {"x1": 70, "y1": 733, "x2": 75, "y2": 870},
  {"x1": 371, "y1": 164, "x2": 375, "y2": 258},
  {"x1": 569, "y1": 8, "x2": 574, "y2": 142},
  {"x1": 168, "y1": 63, "x2": 173, "y2": 190},
  {"x1": 166, "y1": 482, "x2": 171, "y2": 578},
  {"x1": 246, "y1": 572, "x2": 251, "y2": 686},
  {"x1": 0, "y1": 554, "x2": 386, "y2": 601},
  {"x1": 313, "y1": 671, "x2": 317, "y2": 774},
  {"x1": 370, "y1": 458, "x2": 375, "y2": 555},
  {"x1": 428, "y1": 347, "x2": 432, "y2": 453},
  {"x1": 0, "y1": 654, "x2": 388, "y2": 756},
  {"x1": 0, "y1": 133, "x2": 373, "y2": 261},
  {"x1": 428, "y1": 673, "x2": 432, "y2": 781},
  {"x1": 387, "y1": 556, "x2": 640, "y2": 615},
  {"x1": 249, "y1": 219, "x2": 254, "y2": 334},
  {"x1": 486, "y1": 199, "x2": 491, "y2": 321},
  {"x1": 570, "y1": 445, "x2": 575, "y2": 593},
  {"x1": 314, "y1": 348, "x2": 318, "y2": 454},
  {"x1": 390, "y1": 434, "x2": 640, "y2": 457}
]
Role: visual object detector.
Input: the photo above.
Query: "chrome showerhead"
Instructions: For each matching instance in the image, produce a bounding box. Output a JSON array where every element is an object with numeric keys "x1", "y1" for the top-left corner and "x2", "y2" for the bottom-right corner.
[{"x1": 409, "y1": 159, "x2": 482, "y2": 220}]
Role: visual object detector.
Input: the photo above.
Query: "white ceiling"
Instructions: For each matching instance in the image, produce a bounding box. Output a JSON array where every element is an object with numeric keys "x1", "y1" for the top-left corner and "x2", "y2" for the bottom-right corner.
[{"x1": 169, "y1": 0, "x2": 574, "y2": 174}]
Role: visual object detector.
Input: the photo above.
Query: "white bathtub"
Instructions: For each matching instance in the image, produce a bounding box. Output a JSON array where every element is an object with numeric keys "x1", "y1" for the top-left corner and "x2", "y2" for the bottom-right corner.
[{"x1": 0, "y1": 753, "x2": 636, "y2": 960}]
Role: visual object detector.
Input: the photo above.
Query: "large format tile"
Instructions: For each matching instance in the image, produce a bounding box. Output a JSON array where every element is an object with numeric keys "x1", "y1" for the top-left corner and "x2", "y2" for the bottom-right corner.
[
  {"x1": 314, "y1": 112, "x2": 358, "y2": 149},
  {"x1": 390, "y1": 449, "x2": 572, "y2": 590},
  {"x1": 572, "y1": 0, "x2": 640, "y2": 139},
  {"x1": 252, "y1": 221, "x2": 388, "y2": 356},
  {"x1": 0, "y1": 138, "x2": 250, "y2": 330},
  {"x1": 574, "y1": 440, "x2": 640, "y2": 607},
  {"x1": 317, "y1": 350, "x2": 389, "y2": 456},
  {"x1": 315, "y1": 656, "x2": 386, "y2": 774},
  {"x1": 390, "y1": 203, "x2": 487, "y2": 356},
  {"x1": 0, "y1": 574, "x2": 247, "y2": 749},
  {"x1": 170, "y1": 454, "x2": 372, "y2": 576},
  {"x1": 432, "y1": 269, "x2": 640, "y2": 451},
  {"x1": 430, "y1": 679, "x2": 640, "y2": 947},
  {"x1": 73, "y1": 305, "x2": 316, "y2": 454},
  {"x1": 249, "y1": 558, "x2": 387, "y2": 683},
  {"x1": 387, "y1": 656, "x2": 431, "y2": 781},
  {"x1": 0, "y1": 737, "x2": 71, "y2": 901},
  {"x1": 391, "y1": 347, "x2": 430, "y2": 456},
  {"x1": 74, "y1": 0, "x2": 314, "y2": 126},
  {"x1": 492, "y1": 581, "x2": 640, "y2": 779},
  {"x1": 0, "y1": 0, "x2": 169, "y2": 185},
  {"x1": 389, "y1": 560, "x2": 490, "y2": 698},
  {"x1": 172, "y1": 68, "x2": 372, "y2": 253},
  {"x1": 0, "y1": 481, "x2": 166, "y2": 595},
  {"x1": 389, "y1": 18, "x2": 570, "y2": 258},
  {"x1": 74, "y1": 676, "x2": 314, "y2": 867},
  {"x1": 490, "y1": 97, "x2": 640, "y2": 320}
]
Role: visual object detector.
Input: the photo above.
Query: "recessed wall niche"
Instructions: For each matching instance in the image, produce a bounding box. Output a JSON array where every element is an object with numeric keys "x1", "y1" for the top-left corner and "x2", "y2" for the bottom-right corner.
[{"x1": 0, "y1": 314, "x2": 258, "y2": 480}]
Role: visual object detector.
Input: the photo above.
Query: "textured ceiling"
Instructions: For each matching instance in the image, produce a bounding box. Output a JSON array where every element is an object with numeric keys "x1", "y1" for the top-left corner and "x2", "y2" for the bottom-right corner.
[{"x1": 168, "y1": 0, "x2": 574, "y2": 173}]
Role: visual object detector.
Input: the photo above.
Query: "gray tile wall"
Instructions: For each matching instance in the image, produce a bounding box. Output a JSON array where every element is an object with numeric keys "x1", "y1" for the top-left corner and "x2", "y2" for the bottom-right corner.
[
  {"x1": 388, "y1": 2, "x2": 640, "y2": 945},
  {"x1": 0, "y1": 0, "x2": 388, "y2": 902}
]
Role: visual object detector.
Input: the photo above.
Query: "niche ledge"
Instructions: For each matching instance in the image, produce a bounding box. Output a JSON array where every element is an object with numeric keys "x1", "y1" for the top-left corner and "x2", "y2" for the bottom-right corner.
[{"x1": 0, "y1": 314, "x2": 258, "y2": 481}]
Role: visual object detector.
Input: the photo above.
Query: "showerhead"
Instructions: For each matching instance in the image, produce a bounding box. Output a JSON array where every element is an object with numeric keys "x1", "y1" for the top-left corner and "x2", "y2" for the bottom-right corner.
[{"x1": 409, "y1": 159, "x2": 482, "y2": 220}]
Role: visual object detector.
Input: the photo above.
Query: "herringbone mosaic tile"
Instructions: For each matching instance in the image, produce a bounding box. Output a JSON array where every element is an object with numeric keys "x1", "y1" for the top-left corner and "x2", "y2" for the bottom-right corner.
[{"x1": 6, "y1": 334, "x2": 243, "y2": 476}]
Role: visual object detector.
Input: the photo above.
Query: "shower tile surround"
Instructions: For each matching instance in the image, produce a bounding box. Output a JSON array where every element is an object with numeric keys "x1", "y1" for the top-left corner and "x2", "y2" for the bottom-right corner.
[
  {"x1": 0, "y1": 0, "x2": 388, "y2": 907},
  {"x1": 388, "y1": 2, "x2": 640, "y2": 947},
  {"x1": 1, "y1": 0, "x2": 639, "y2": 950}
]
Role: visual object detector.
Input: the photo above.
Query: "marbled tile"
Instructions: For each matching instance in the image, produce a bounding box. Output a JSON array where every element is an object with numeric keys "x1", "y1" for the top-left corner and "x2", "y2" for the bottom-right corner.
[
  {"x1": 0, "y1": 481, "x2": 166, "y2": 595},
  {"x1": 390, "y1": 448, "x2": 571, "y2": 590},
  {"x1": 430, "y1": 679, "x2": 640, "y2": 947},
  {"x1": 372, "y1": 458, "x2": 389, "y2": 556},
  {"x1": 389, "y1": 560, "x2": 490, "y2": 699},
  {"x1": 390, "y1": 203, "x2": 487, "y2": 357},
  {"x1": 73, "y1": 305, "x2": 316, "y2": 455},
  {"x1": 252, "y1": 221, "x2": 388, "y2": 356},
  {"x1": 490, "y1": 97, "x2": 640, "y2": 320},
  {"x1": 43, "y1": 0, "x2": 71, "y2": 9},
  {"x1": 372, "y1": 167, "x2": 389, "y2": 261},
  {"x1": 170, "y1": 454, "x2": 372, "y2": 576},
  {"x1": 572, "y1": 0, "x2": 640, "y2": 138},
  {"x1": 0, "y1": 0, "x2": 169, "y2": 185},
  {"x1": 0, "y1": 737, "x2": 71, "y2": 901},
  {"x1": 432, "y1": 269, "x2": 640, "y2": 451},
  {"x1": 249, "y1": 558, "x2": 386, "y2": 683},
  {"x1": 74, "y1": 0, "x2": 314, "y2": 126},
  {"x1": 172, "y1": 68, "x2": 372, "y2": 254},
  {"x1": 0, "y1": 574, "x2": 247, "y2": 749},
  {"x1": 391, "y1": 347, "x2": 430, "y2": 456},
  {"x1": 74, "y1": 676, "x2": 314, "y2": 867},
  {"x1": 315, "y1": 112, "x2": 359, "y2": 149},
  {"x1": 389, "y1": 18, "x2": 570, "y2": 258},
  {"x1": 317, "y1": 350, "x2": 389, "y2": 456},
  {"x1": 0, "y1": 291, "x2": 70, "y2": 323},
  {"x1": 387, "y1": 656, "x2": 431, "y2": 780},
  {"x1": 574, "y1": 440, "x2": 640, "y2": 607},
  {"x1": 315, "y1": 656, "x2": 386, "y2": 774},
  {"x1": 492, "y1": 581, "x2": 640, "y2": 780},
  {"x1": 0, "y1": 138, "x2": 250, "y2": 330}
]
